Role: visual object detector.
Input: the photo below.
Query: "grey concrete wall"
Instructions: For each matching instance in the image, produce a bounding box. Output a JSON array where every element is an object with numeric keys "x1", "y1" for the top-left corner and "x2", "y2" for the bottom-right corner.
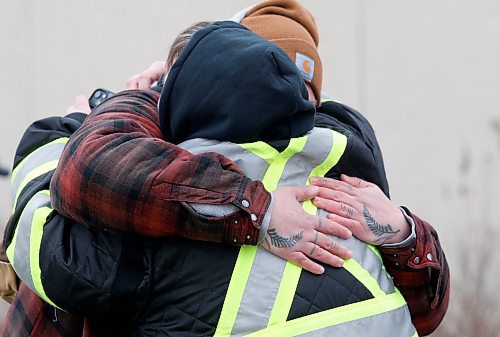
[{"x1": 1, "y1": 0, "x2": 499, "y2": 334}]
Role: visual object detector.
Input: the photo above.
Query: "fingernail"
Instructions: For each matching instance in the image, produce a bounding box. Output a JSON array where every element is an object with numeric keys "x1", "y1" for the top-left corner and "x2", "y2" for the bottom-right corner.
[
  {"x1": 318, "y1": 266, "x2": 325, "y2": 274},
  {"x1": 309, "y1": 177, "x2": 318, "y2": 184}
]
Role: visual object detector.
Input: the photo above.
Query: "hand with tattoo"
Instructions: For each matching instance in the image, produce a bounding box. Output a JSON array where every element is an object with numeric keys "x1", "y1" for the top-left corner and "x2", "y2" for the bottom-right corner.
[
  {"x1": 262, "y1": 186, "x2": 353, "y2": 275},
  {"x1": 309, "y1": 175, "x2": 411, "y2": 246}
]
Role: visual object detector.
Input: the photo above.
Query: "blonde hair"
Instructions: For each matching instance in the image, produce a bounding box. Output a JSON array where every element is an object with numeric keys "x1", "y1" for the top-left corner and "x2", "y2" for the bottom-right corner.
[{"x1": 165, "y1": 21, "x2": 214, "y2": 77}]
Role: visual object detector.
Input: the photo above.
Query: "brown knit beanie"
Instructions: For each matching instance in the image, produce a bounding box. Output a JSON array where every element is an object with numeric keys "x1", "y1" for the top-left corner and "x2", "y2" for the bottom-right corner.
[{"x1": 240, "y1": 0, "x2": 322, "y2": 100}]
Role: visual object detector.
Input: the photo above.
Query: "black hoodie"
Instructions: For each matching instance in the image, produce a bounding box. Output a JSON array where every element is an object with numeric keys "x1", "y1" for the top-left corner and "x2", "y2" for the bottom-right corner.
[{"x1": 158, "y1": 21, "x2": 315, "y2": 144}]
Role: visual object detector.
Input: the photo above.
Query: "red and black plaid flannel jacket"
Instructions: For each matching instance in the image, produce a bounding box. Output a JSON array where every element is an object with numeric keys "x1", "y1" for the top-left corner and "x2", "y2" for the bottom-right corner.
[
  {"x1": 51, "y1": 90, "x2": 271, "y2": 246},
  {"x1": 380, "y1": 209, "x2": 450, "y2": 336}
]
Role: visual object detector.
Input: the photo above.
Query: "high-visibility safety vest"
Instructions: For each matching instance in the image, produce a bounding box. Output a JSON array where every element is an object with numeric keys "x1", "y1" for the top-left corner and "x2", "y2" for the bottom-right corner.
[
  {"x1": 6, "y1": 137, "x2": 69, "y2": 308},
  {"x1": 6, "y1": 127, "x2": 417, "y2": 337},
  {"x1": 179, "y1": 127, "x2": 417, "y2": 337}
]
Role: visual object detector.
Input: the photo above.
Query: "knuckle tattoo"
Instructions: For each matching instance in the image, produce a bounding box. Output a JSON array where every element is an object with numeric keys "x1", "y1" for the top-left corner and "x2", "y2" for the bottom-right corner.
[
  {"x1": 309, "y1": 244, "x2": 317, "y2": 256},
  {"x1": 340, "y1": 203, "x2": 353, "y2": 219},
  {"x1": 330, "y1": 240, "x2": 338, "y2": 252}
]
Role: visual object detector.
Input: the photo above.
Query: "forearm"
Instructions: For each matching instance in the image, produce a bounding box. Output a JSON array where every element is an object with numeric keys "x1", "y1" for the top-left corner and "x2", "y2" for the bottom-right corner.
[
  {"x1": 7, "y1": 113, "x2": 86, "y2": 246},
  {"x1": 50, "y1": 90, "x2": 271, "y2": 244},
  {"x1": 379, "y1": 208, "x2": 450, "y2": 336},
  {"x1": 13, "y1": 113, "x2": 86, "y2": 169},
  {"x1": 4, "y1": 114, "x2": 85, "y2": 304}
]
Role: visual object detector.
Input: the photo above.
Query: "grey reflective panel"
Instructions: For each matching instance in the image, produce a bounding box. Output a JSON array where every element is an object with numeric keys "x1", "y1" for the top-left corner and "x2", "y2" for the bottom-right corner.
[
  {"x1": 276, "y1": 128, "x2": 333, "y2": 187},
  {"x1": 296, "y1": 305, "x2": 416, "y2": 337},
  {"x1": 11, "y1": 142, "x2": 66, "y2": 204},
  {"x1": 328, "y1": 235, "x2": 394, "y2": 295},
  {"x1": 230, "y1": 129, "x2": 337, "y2": 335},
  {"x1": 12, "y1": 192, "x2": 51, "y2": 293},
  {"x1": 231, "y1": 249, "x2": 286, "y2": 336},
  {"x1": 178, "y1": 138, "x2": 269, "y2": 181},
  {"x1": 360, "y1": 245, "x2": 394, "y2": 294}
]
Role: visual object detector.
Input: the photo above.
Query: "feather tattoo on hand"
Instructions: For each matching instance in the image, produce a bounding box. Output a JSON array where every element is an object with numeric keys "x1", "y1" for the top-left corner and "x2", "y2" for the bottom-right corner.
[
  {"x1": 363, "y1": 205, "x2": 400, "y2": 245},
  {"x1": 267, "y1": 228, "x2": 304, "y2": 248}
]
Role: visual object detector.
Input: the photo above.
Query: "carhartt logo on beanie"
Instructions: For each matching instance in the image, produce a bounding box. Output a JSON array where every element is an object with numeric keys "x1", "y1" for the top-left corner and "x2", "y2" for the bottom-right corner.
[{"x1": 240, "y1": 0, "x2": 322, "y2": 100}]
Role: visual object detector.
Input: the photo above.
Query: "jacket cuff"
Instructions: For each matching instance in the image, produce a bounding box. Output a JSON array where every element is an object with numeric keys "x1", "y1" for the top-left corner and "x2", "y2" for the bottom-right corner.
[
  {"x1": 380, "y1": 207, "x2": 416, "y2": 248},
  {"x1": 379, "y1": 207, "x2": 439, "y2": 271},
  {"x1": 65, "y1": 112, "x2": 87, "y2": 124},
  {"x1": 224, "y1": 177, "x2": 272, "y2": 246}
]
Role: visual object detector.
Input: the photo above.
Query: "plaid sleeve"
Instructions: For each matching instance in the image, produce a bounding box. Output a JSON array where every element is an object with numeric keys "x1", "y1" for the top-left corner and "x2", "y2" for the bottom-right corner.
[
  {"x1": 379, "y1": 208, "x2": 450, "y2": 336},
  {"x1": 50, "y1": 90, "x2": 270, "y2": 245},
  {"x1": 0, "y1": 284, "x2": 85, "y2": 337}
]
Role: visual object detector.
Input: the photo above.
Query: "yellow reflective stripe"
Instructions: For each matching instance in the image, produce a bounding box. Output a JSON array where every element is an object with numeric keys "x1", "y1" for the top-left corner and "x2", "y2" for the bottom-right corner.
[
  {"x1": 260, "y1": 136, "x2": 308, "y2": 191},
  {"x1": 7, "y1": 191, "x2": 60, "y2": 309},
  {"x1": 368, "y1": 244, "x2": 383, "y2": 260},
  {"x1": 5, "y1": 223, "x2": 18, "y2": 267},
  {"x1": 239, "y1": 142, "x2": 279, "y2": 165},
  {"x1": 309, "y1": 131, "x2": 347, "y2": 178},
  {"x1": 266, "y1": 262, "x2": 301, "y2": 327},
  {"x1": 29, "y1": 191, "x2": 59, "y2": 308},
  {"x1": 11, "y1": 138, "x2": 68, "y2": 185},
  {"x1": 411, "y1": 332, "x2": 419, "y2": 337},
  {"x1": 12, "y1": 159, "x2": 60, "y2": 212},
  {"x1": 214, "y1": 245, "x2": 258, "y2": 337},
  {"x1": 319, "y1": 98, "x2": 342, "y2": 104},
  {"x1": 241, "y1": 136, "x2": 308, "y2": 190},
  {"x1": 301, "y1": 131, "x2": 347, "y2": 217},
  {"x1": 342, "y1": 259, "x2": 386, "y2": 298},
  {"x1": 268, "y1": 131, "x2": 348, "y2": 326},
  {"x1": 215, "y1": 136, "x2": 308, "y2": 336},
  {"x1": 366, "y1": 244, "x2": 393, "y2": 281},
  {"x1": 245, "y1": 290, "x2": 407, "y2": 337}
]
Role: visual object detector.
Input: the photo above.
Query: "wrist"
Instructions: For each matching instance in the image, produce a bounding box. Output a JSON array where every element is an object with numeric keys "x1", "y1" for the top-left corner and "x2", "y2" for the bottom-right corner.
[
  {"x1": 381, "y1": 207, "x2": 416, "y2": 247},
  {"x1": 258, "y1": 192, "x2": 274, "y2": 244},
  {"x1": 379, "y1": 207, "x2": 411, "y2": 245}
]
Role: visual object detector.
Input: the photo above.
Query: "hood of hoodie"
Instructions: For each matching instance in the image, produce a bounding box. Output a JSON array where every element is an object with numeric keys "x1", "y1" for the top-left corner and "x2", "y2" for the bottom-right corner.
[{"x1": 158, "y1": 21, "x2": 315, "y2": 144}]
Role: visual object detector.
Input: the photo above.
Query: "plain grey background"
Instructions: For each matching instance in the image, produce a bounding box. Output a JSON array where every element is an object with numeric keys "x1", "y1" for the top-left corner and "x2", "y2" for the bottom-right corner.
[{"x1": 1, "y1": 1, "x2": 499, "y2": 335}]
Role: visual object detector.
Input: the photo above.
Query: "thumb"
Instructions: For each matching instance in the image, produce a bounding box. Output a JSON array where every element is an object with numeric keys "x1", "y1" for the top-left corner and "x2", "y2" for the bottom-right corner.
[
  {"x1": 340, "y1": 174, "x2": 371, "y2": 188},
  {"x1": 293, "y1": 185, "x2": 319, "y2": 201}
]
